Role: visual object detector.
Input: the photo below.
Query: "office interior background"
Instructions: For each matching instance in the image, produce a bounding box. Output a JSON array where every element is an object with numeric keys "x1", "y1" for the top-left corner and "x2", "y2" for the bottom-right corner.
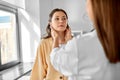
[{"x1": 0, "y1": 0, "x2": 93, "y2": 80}]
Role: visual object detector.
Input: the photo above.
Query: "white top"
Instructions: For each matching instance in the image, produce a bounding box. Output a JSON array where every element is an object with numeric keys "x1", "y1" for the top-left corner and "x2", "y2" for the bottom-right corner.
[{"x1": 50, "y1": 30, "x2": 120, "y2": 80}]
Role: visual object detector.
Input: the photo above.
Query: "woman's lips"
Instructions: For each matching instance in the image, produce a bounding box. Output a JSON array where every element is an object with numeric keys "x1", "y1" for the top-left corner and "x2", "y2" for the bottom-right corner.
[{"x1": 59, "y1": 25, "x2": 64, "y2": 27}]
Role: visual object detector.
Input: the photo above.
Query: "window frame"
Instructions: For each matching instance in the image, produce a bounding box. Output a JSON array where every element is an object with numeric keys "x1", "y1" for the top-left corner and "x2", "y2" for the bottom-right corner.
[{"x1": 0, "y1": 3, "x2": 21, "y2": 71}]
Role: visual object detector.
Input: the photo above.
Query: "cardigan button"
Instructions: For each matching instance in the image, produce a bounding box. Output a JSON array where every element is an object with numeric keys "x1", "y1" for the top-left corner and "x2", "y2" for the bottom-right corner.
[{"x1": 60, "y1": 76, "x2": 63, "y2": 79}]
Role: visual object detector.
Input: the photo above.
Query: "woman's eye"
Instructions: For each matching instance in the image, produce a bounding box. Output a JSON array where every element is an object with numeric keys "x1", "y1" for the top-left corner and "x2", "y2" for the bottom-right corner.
[
  {"x1": 55, "y1": 18, "x2": 59, "y2": 20},
  {"x1": 54, "y1": 17, "x2": 67, "y2": 21},
  {"x1": 62, "y1": 17, "x2": 67, "y2": 20}
]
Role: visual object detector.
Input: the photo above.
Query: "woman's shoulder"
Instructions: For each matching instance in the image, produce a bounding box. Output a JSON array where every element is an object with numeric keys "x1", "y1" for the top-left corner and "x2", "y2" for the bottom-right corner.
[
  {"x1": 41, "y1": 37, "x2": 52, "y2": 42},
  {"x1": 39, "y1": 37, "x2": 52, "y2": 45}
]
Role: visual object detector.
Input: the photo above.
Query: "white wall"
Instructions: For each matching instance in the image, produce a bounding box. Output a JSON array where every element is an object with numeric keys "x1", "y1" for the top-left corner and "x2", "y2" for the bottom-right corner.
[
  {"x1": 1, "y1": 0, "x2": 25, "y2": 9},
  {"x1": 18, "y1": 8, "x2": 40, "y2": 62},
  {"x1": 39, "y1": 0, "x2": 52, "y2": 36},
  {"x1": 18, "y1": 0, "x2": 40, "y2": 62}
]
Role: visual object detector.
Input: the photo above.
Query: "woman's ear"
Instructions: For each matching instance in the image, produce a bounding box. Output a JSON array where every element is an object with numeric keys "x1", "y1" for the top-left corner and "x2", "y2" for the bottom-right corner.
[{"x1": 49, "y1": 22, "x2": 52, "y2": 27}]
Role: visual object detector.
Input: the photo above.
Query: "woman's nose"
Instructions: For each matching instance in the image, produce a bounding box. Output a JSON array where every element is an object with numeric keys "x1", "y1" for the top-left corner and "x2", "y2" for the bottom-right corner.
[{"x1": 59, "y1": 19, "x2": 64, "y2": 22}]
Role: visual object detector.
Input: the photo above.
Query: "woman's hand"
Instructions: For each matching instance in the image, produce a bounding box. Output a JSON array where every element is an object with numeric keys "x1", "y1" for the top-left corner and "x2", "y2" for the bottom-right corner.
[
  {"x1": 51, "y1": 27, "x2": 59, "y2": 39},
  {"x1": 51, "y1": 27, "x2": 59, "y2": 48}
]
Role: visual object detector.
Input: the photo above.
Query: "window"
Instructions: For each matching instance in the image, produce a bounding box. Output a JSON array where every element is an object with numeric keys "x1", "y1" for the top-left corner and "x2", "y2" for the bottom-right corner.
[{"x1": 0, "y1": 4, "x2": 20, "y2": 71}]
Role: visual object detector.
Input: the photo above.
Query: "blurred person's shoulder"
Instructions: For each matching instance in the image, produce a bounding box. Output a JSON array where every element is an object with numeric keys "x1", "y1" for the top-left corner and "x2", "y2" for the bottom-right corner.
[
  {"x1": 73, "y1": 29, "x2": 97, "y2": 41},
  {"x1": 103, "y1": 62, "x2": 120, "y2": 80}
]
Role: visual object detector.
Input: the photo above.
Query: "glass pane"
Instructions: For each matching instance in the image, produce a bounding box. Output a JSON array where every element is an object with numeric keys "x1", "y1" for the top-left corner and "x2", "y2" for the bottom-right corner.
[{"x1": 0, "y1": 10, "x2": 18, "y2": 65}]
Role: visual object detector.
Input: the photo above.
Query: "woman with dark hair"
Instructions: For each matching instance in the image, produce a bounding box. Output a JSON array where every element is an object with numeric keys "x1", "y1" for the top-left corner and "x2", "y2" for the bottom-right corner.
[
  {"x1": 30, "y1": 8, "x2": 71, "y2": 80},
  {"x1": 50, "y1": 0, "x2": 120, "y2": 80}
]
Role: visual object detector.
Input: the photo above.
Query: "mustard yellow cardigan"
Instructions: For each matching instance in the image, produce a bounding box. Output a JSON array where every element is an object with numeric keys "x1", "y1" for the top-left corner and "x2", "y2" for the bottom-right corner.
[{"x1": 30, "y1": 37, "x2": 68, "y2": 80}]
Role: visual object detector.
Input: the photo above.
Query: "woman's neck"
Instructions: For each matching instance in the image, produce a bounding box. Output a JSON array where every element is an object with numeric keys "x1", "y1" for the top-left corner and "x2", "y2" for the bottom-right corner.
[{"x1": 57, "y1": 32, "x2": 65, "y2": 44}]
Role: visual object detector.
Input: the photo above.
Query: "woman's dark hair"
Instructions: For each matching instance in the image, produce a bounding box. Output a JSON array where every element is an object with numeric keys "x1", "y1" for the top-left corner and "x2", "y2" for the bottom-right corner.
[
  {"x1": 91, "y1": 0, "x2": 120, "y2": 63},
  {"x1": 42, "y1": 8, "x2": 70, "y2": 39}
]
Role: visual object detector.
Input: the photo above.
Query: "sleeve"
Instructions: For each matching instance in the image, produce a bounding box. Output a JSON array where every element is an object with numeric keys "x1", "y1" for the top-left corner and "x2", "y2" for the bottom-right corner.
[
  {"x1": 30, "y1": 42, "x2": 47, "y2": 80},
  {"x1": 50, "y1": 38, "x2": 79, "y2": 76}
]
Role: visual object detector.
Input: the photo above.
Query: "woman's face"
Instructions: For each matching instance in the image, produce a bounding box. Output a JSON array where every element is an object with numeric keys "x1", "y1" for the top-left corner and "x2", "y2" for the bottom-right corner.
[
  {"x1": 50, "y1": 11, "x2": 68, "y2": 32},
  {"x1": 86, "y1": 0, "x2": 94, "y2": 22}
]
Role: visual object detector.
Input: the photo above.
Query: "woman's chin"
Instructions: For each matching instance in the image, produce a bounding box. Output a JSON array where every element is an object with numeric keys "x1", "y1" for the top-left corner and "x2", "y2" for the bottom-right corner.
[{"x1": 57, "y1": 29, "x2": 66, "y2": 32}]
